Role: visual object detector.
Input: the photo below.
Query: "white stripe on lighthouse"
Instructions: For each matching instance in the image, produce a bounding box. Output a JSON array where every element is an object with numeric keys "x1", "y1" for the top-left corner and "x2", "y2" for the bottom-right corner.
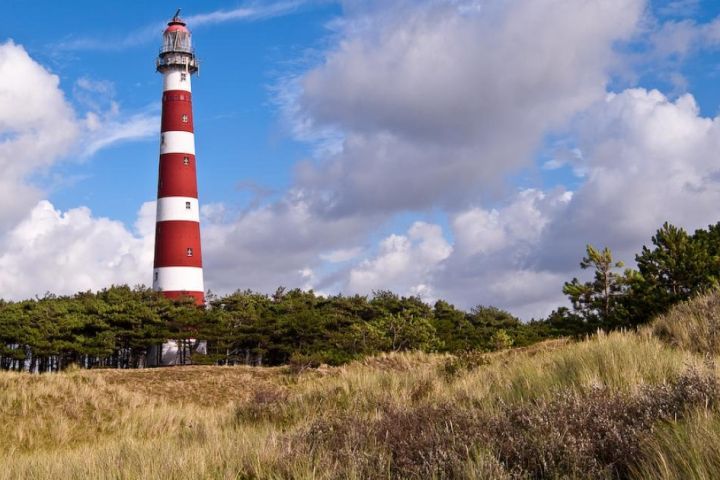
[
  {"x1": 156, "y1": 197, "x2": 200, "y2": 222},
  {"x1": 160, "y1": 131, "x2": 195, "y2": 155},
  {"x1": 153, "y1": 267, "x2": 204, "y2": 292},
  {"x1": 163, "y1": 70, "x2": 192, "y2": 92}
]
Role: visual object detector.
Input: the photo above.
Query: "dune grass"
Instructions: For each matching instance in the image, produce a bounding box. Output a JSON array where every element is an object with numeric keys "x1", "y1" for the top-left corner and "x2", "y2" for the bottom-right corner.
[
  {"x1": 631, "y1": 410, "x2": 720, "y2": 480},
  {"x1": 652, "y1": 290, "x2": 720, "y2": 356},
  {"x1": 2, "y1": 294, "x2": 720, "y2": 478}
]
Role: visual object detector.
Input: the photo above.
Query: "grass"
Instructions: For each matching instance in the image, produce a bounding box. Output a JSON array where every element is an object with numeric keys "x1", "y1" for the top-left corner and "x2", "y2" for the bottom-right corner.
[
  {"x1": 3, "y1": 293, "x2": 720, "y2": 478},
  {"x1": 652, "y1": 290, "x2": 720, "y2": 356},
  {"x1": 632, "y1": 410, "x2": 720, "y2": 479}
]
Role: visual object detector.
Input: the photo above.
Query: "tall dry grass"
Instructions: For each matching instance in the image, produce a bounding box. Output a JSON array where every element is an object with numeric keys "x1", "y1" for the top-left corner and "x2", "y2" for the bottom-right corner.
[
  {"x1": 631, "y1": 410, "x2": 720, "y2": 480},
  {"x1": 3, "y1": 295, "x2": 720, "y2": 478},
  {"x1": 652, "y1": 290, "x2": 720, "y2": 356}
]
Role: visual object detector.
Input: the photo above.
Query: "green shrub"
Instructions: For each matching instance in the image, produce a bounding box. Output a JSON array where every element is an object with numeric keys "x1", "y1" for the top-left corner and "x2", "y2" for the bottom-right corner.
[
  {"x1": 441, "y1": 351, "x2": 489, "y2": 378},
  {"x1": 490, "y1": 329, "x2": 514, "y2": 351}
]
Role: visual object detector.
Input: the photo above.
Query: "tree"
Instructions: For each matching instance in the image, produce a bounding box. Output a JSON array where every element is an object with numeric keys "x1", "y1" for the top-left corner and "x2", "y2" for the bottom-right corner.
[
  {"x1": 631, "y1": 223, "x2": 718, "y2": 322},
  {"x1": 563, "y1": 245, "x2": 632, "y2": 328},
  {"x1": 432, "y1": 300, "x2": 472, "y2": 351}
]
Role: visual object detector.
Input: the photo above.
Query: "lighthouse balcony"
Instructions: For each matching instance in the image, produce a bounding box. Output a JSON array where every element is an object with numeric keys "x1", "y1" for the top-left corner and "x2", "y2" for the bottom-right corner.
[{"x1": 157, "y1": 53, "x2": 199, "y2": 73}]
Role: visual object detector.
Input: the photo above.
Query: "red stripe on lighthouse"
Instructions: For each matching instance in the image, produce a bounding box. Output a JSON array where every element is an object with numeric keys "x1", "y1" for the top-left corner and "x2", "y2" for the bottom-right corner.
[
  {"x1": 163, "y1": 90, "x2": 193, "y2": 101},
  {"x1": 154, "y1": 221, "x2": 203, "y2": 268},
  {"x1": 157, "y1": 153, "x2": 198, "y2": 198},
  {"x1": 161, "y1": 94, "x2": 194, "y2": 132},
  {"x1": 161, "y1": 291, "x2": 206, "y2": 304}
]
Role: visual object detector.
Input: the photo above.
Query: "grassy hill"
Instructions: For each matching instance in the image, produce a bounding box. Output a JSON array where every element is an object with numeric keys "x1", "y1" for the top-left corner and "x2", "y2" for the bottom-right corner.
[{"x1": 2, "y1": 294, "x2": 720, "y2": 479}]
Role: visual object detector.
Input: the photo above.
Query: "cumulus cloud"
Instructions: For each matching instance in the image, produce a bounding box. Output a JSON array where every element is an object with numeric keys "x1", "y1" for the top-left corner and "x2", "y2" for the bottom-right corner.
[
  {"x1": 435, "y1": 188, "x2": 573, "y2": 318},
  {"x1": 0, "y1": 42, "x2": 167, "y2": 299},
  {"x1": 345, "y1": 222, "x2": 451, "y2": 301},
  {"x1": 0, "y1": 201, "x2": 154, "y2": 299},
  {"x1": 0, "y1": 41, "x2": 79, "y2": 229},
  {"x1": 539, "y1": 88, "x2": 720, "y2": 270},
  {"x1": 431, "y1": 88, "x2": 720, "y2": 318},
  {"x1": 332, "y1": 189, "x2": 572, "y2": 318},
  {"x1": 452, "y1": 189, "x2": 572, "y2": 257},
  {"x1": 0, "y1": 42, "x2": 156, "y2": 231},
  {"x1": 287, "y1": 0, "x2": 645, "y2": 214},
  {"x1": 327, "y1": 87, "x2": 720, "y2": 320},
  {"x1": 202, "y1": 192, "x2": 381, "y2": 294}
]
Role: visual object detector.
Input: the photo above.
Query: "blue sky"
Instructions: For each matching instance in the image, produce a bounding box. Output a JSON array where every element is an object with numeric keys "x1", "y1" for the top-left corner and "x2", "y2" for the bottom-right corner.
[
  {"x1": 3, "y1": 0, "x2": 720, "y2": 319},
  {"x1": 6, "y1": 1, "x2": 341, "y2": 222}
]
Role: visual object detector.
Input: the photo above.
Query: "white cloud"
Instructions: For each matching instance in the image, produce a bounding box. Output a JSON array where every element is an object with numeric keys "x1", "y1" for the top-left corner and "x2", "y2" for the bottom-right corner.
[
  {"x1": 539, "y1": 88, "x2": 720, "y2": 270},
  {"x1": 6, "y1": 87, "x2": 718, "y2": 321},
  {"x1": 0, "y1": 42, "x2": 162, "y2": 299},
  {"x1": 0, "y1": 41, "x2": 79, "y2": 229},
  {"x1": 0, "y1": 201, "x2": 154, "y2": 299},
  {"x1": 72, "y1": 76, "x2": 159, "y2": 157},
  {"x1": 433, "y1": 189, "x2": 571, "y2": 317},
  {"x1": 0, "y1": 41, "x2": 157, "y2": 232},
  {"x1": 435, "y1": 88, "x2": 720, "y2": 318},
  {"x1": 55, "y1": 1, "x2": 316, "y2": 52},
  {"x1": 347, "y1": 222, "x2": 452, "y2": 300},
  {"x1": 201, "y1": 192, "x2": 380, "y2": 294},
  {"x1": 328, "y1": 84, "x2": 720, "y2": 319},
  {"x1": 287, "y1": 0, "x2": 645, "y2": 215},
  {"x1": 320, "y1": 246, "x2": 363, "y2": 263},
  {"x1": 645, "y1": 12, "x2": 720, "y2": 69},
  {"x1": 453, "y1": 189, "x2": 570, "y2": 257},
  {"x1": 80, "y1": 110, "x2": 158, "y2": 157},
  {"x1": 188, "y1": 1, "x2": 307, "y2": 26}
]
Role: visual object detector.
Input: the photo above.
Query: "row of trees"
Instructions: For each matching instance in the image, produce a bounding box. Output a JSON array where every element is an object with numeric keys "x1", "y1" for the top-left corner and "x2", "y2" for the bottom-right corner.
[
  {"x1": 1, "y1": 220, "x2": 717, "y2": 372},
  {"x1": 0, "y1": 285, "x2": 555, "y2": 372}
]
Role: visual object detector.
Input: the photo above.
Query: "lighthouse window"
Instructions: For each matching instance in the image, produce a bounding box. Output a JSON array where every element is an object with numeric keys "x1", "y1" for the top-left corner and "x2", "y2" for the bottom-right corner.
[
  {"x1": 179, "y1": 94, "x2": 185, "y2": 101},
  {"x1": 183, "y1": 156, "x2": 189, "y2": 166},
  {"x1": 181, "y1": 73, "x2": 187, "y2": 81},
  {"x1": 185, "y1": 201, "x2": 191, "y2": 209},
  {"x1": 186, "y1": 248, "x2": 193, "y2": 257},
  {"x1": 161, "y1": 134, "x2": 165, "y2": 145},
  {"x1": 154, "y1": 272, "x2": 158, "y2": 282},
  {"x1": 182, "y1": 114, "x2": 188, "y2": 123}
]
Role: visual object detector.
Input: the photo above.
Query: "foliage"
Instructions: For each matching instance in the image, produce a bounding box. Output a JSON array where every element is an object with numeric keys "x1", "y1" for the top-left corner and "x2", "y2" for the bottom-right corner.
[
  {"x1": 563, "y1": 221, "x2": 720, "y2": 331},
  {"x1": 630, "y1": 222, "x2": 720, "y2": 323},
  {"x1": 0, "y1": 286, "x2": 536, "y2": 371},
  {"x1": 563, "y1": 244, "x2": 633, "y2": 328},
  {"x1": 489, "y1": 329, "x2": 513, "y2": 351}
]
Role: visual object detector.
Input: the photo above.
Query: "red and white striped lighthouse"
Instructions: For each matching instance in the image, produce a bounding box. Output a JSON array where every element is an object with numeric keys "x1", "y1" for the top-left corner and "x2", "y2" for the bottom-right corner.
[{"x1": 152, "y1": 11, "x2": 204, "y2": 306}]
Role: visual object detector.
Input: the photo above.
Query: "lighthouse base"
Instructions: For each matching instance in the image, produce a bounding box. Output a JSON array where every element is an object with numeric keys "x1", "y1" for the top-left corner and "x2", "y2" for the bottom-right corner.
[{"x1": 148, "y1": 339, "x2": 207, "y2": 366}]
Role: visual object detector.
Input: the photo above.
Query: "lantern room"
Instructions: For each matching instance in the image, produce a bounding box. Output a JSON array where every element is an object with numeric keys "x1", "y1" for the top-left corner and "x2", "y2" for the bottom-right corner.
[{"x1": 157, "y1": 10, "x2": 199, "y2": 74}]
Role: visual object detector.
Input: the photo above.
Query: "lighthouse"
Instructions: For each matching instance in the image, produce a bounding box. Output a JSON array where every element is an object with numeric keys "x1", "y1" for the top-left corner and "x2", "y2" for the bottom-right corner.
[{"x1": 152, "y1": 11, "x2": 204, "y2": 306}]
